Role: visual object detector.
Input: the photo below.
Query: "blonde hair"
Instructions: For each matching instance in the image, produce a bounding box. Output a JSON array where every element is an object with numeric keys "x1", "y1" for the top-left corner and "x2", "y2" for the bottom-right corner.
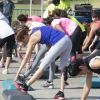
[{"x1": 15, "y1": 25, "x2": 30, "y2": 43}]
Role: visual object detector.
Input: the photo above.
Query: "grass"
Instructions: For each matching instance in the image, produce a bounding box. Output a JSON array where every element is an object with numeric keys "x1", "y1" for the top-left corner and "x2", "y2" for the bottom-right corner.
[{"x1": 1, "y1": 0, "x2": 99, "y2": 20}]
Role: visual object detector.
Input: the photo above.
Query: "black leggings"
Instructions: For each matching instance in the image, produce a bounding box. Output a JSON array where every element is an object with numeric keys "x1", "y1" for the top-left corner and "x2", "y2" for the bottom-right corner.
[
  {"x1": 77, "y1": 31, "x2": 87, "y2": 54},
  {"x1": 0, "y1": 34, "x2": 15, "y2": 57},
  {"x1": 70, "y1": 26, "x2": 82, "y2": 58}
]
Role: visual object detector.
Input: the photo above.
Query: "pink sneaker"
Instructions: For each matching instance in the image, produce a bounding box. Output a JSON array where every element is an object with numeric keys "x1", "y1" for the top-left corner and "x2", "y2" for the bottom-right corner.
[
  {"x1": 0, "y1": 63, "x2": 5, "y2": 68},
  {"x1": 17, "y1": 53, "x2": 24, "y2": 59},
  {"x1": 30, "y1": 57, "x2": 34, "y2": 61}
]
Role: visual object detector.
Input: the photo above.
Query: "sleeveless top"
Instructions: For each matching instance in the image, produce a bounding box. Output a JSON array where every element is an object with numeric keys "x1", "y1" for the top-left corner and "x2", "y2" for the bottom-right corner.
[
  {"x1": 90, "y1": 21, "x2": 100, "y2": 28},
  {"x1": 30, "y1": 26, "x2": 65, "y2": 46},
  {"x1": 85, "y1": 50, "x2": 100, "y2": 74}
]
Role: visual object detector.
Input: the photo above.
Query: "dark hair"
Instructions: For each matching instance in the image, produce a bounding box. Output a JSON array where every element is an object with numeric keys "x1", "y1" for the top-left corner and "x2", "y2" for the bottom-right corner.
[
  {"x1": 54, "y1": 9, "x2": 61, "y2": 17},
  {"x1": 96, "y1": 28, "x2": 100, "y2": 37},
  {"x1": 54, "y1": 9, "x2": 68, "y2": 18},
  {"x1": 17, "y1": 14, "x2": 28, "y2": 22},
  {"x1": 63, "y1": 58, "x2": 84, "y2": 85},
  {"x1": 52, "y1": 0, "x2": 60, "y2": 5},
  {"x1": 92, "y1": 12, "x2": 100, "y2": 18},
  {"x1": 42, "y1": 17, "x2": 53, "y2": 25}
]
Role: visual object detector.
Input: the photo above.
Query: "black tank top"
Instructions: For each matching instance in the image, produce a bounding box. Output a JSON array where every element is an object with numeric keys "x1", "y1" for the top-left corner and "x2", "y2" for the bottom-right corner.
[{"x1": 85, "y1": 50, "x2": 100, "y2": 74}]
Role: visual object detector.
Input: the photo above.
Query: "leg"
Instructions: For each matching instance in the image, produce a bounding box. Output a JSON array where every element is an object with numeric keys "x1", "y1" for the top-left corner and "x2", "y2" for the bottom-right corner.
[
  {"x1": 42, "y1": 61, "x2": 56, "y2": 89},
  {"x1": 2, "y1": 35, "x2": 15, "y2": 74},
  {"x1": 77, "y1": 31, "x2": 87, "y2": 59},
  {"x1": 48, "y1": 61, "x2": 56, "y2": 82},
  {"x1": 24, "y1": 36, "x2": 71, "y2": 95},
  {"x1": 24, "y1": 44, "x2": 48, "y2": 78},
  {"x1": 70, "y1": 26, "x2": 82, "y2": 61},
  {"x1": 0, "y1": 43, "x2": 7, "y2": 68}
]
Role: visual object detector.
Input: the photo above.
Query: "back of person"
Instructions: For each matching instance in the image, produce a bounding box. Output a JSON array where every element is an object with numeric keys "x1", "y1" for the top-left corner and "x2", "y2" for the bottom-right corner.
[
  {"x1": 0, "y1": 20, "x2": 14, "y2": 39},
  {"x1": 31, "y1": 26, "x2": 65, "y2": 45},
  {"x1": 26, "y1": 21, "x2": 46, "y2": 29},
  {"x1": 85, "y1": 50, "x2": 100, "y2": 74},
  {"x1": 28, "y1": 15, "x2": 43, "y2": 22},
  {"x1": 51, "y1": 18, "x2": 78, "y2": 36},
  {"x1": 69, "y1": 16, "x2": 85, "y2": 32}
]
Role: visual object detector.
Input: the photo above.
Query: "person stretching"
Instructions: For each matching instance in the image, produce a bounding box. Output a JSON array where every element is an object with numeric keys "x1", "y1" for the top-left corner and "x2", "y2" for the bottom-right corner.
[
  {"x1": 63, "y1": 50, "x2": 100, "y2": 100},
  {"x1": 14, "y1": 25, "x2": 72, "y2": 100}
]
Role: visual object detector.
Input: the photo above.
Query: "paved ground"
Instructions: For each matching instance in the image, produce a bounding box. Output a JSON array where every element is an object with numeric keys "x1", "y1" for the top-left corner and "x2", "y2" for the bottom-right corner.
[{"x1": 0, "y1": 52, "x2": 100, "y2": 100}]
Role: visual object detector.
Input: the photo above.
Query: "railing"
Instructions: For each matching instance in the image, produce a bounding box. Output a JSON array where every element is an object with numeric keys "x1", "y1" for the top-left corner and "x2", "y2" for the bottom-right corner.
[{"x1": 12, "y1": 8, "x2": 45, "y2": 20}]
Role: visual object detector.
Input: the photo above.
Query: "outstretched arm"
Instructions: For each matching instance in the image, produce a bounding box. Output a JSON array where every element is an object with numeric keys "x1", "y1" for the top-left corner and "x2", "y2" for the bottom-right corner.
[
  {"x1": 14, "y1": 30, "x2": 41, "y2": 81},
  {"x1": 81, "y1": 72, "x2": 92, "y2": 100},
  {"x1": 82, "y1": 24, "x2": 98, "y2": 51}
]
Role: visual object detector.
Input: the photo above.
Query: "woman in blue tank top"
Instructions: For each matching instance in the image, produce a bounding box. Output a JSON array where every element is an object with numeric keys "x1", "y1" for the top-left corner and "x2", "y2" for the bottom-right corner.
[
  {"x1": 63, "y1": 50, "x2": 100, "y2": 99},
  {"x1": 14, "y1": 25, "x2": 72, "y2": 99}
]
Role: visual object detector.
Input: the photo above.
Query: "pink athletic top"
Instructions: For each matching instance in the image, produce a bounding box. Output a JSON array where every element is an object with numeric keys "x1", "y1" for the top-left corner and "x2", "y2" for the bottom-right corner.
[
  {"x1": 28, "y1": 15, "x2": 43, "y2": 22},
  {"x1": 90, "y1": 21, "x2": 100, "y2": 28},
  {"x1": 51, "y1": 18, "x2": 78, "y2": 36}
]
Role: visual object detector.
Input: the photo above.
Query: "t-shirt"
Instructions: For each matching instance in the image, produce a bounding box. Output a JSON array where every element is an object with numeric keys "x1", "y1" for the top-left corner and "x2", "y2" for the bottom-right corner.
[
  {"x1": 55, "y1": 0, "x2": 70, "y2": 10},
  {"x1": 0, "y1": 12, "x2": 9, "y2": 24},
  {"x1": 0, "y1": 0, "x2": 15, "y2": 17},
  {"x1": 0, "y1": 20, "x2": 14, "y2": 39},
  {"x1": 29, "y1": 22, "x2": 46, "y2": 29},
  {"x1": 43, "y1": 4, "x2": 55, "y2": 18},
  {"x1": 51, "y1": 18, "x2": 78, "y2": 36},
  {"x1": 28, "y1": 15, "x2": 43, "y2": 22}
]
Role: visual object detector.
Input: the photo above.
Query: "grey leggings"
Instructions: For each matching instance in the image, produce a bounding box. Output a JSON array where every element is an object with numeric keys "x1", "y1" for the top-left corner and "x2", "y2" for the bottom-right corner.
[{"x1": 25, "y1": 44, "x2": 56, "y2": 82}]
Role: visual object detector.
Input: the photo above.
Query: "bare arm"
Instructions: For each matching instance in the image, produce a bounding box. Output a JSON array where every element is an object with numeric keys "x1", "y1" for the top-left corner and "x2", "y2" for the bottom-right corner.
[
  {"x1": 54, "y1": 24, "x2": 66, "y2": 34},
  {"x1": 81, "y1": 72, "x2": 92, "y2": 100},
  {"x1": 89, "y1": 35, "x2": 99, "y2": 51},
  {"x1": 82, "y1": 35, "x2": 89, "y2": 46},
  {"x1": 82, "y1": 23, "x2": 98, "y2": 51},
  {"x1": 14, "y1": 30, "x2": 41, "y2": 81}
]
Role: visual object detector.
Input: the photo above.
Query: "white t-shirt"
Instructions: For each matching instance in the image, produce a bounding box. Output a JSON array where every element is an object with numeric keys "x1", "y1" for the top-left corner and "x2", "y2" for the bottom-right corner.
[
  {"x1": 0, "y1": 12, "x2": 9, "y2": 24},
  {"x1": 29, "y1": 22, "x2": 46, "y2": 29},
  {"x1": 0, "y1": 20, "x2": 14, "y2": 39}
]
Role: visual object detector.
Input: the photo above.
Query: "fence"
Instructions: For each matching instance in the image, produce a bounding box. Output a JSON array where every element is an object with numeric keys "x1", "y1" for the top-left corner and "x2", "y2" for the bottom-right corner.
[{"x1": 12, "y1": 8, "x2": 45, "y2": 20}]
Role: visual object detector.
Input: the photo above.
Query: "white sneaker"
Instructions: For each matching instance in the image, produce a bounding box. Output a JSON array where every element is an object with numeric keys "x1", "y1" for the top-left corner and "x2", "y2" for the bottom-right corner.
[{"x1": 2, "y1": 69, "x2": 9, "y2": 74}]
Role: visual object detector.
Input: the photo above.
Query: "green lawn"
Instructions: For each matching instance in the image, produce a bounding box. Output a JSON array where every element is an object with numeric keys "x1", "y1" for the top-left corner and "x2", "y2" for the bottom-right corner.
[{"x1": 1, "y1": 0, "x2": 99, "y2": 20}]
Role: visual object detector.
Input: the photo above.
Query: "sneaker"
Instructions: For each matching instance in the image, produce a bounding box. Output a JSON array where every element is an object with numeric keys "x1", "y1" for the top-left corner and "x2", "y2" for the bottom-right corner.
[
  {"x1": 17, "y1": 53, "x2": 24, "y2": 60},
  {"x1": 54, "y1": 91, "x2": 64, "y2": 99},
  {"x1": 18, "y1": 74, "x2": 26, "y2": 84},
  {"x1": 0, "y1": 63, "x2": 5, "y2": 68},
  {"x1": 20, "y1": 83, "x2": 28, "y2": 93},
  {"x1": 2, "y1": 69, "x2": 9, "y2": 74},
  {"x1": 30, "y1": 57, "x2": 34, "y2": 61},
  {"x1": 41, "y1": 81, "x2": 54, "y2": 89},
  {"x1": 14, "y1": 81, "x2": 21, "y2": 90},
  {"x1": 14, "y1": 81, "x2": 28, "y2": 93}
]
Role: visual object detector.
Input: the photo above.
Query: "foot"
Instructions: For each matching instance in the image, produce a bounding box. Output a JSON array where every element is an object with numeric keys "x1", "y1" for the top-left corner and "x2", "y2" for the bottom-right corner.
[
  {"x1": 2, "y1": 69, "x2": 9, "y2": 74},
  {"x1": 18, "y1": 74, "x2": 26, "y2": 84},
  {"x1": 0, "y1": 63, "x2": 5, "y2": 68},
  {"x1": 14, "y1": 81, "x2": 21, "y2": 90},
  {"x1": 20, "y1": 83, "x2": 28, "y2": 93},
  {"x1": 41, "y1": 81, "x2": 54, "y2": 89},
  {"x1": 54, "y1": 91, "x2": 65, "y2": 99},
  {"x1": 14, "y1": 81, "x2": 28, "y2": 93}
]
